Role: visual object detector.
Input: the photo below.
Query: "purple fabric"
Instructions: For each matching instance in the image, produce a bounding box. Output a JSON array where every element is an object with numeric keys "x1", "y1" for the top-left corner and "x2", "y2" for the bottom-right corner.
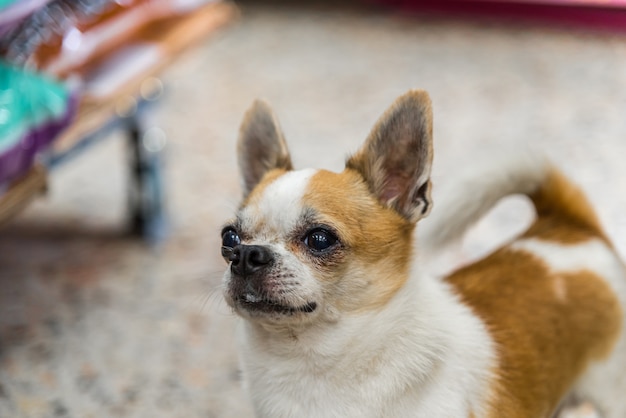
[{"x1": 0, "y1": 92, "x2": 77, "y2": 185}]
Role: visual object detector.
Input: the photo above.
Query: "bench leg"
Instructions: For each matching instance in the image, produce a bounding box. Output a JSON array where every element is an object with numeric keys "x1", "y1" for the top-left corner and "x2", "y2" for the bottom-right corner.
[{"x1": 126, "y1": 109, "x2": 168, "y2": 243}]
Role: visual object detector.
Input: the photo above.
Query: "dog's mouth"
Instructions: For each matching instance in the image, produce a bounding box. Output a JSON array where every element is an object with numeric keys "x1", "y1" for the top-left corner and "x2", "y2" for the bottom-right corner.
[{"x1": 235, "y1": 293, "x2": 317, "y2": 315}]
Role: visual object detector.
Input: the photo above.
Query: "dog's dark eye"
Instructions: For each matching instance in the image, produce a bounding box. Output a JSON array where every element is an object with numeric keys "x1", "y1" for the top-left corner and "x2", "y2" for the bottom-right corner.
[
  {"x1": 304, "y1": 228, "x2": 338, "y2": 254},
  {"x1": 221, "y1": 227, "x2": 241, "y2": 259}
]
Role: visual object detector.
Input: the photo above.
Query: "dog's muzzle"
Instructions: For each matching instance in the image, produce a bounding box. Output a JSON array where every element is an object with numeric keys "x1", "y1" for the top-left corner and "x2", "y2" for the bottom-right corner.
[{"x1": 226, "y1": 244, "x2": 317, "y2": 316}]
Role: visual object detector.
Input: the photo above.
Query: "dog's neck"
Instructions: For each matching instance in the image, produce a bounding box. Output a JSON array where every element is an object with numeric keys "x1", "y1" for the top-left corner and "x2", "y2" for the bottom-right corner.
[
  {"x1": 238, "y1": 265, "x2": 492, "y2": 380},
  {"x1": 236, "y1": 266, "x2": 496, "y2": 418}
]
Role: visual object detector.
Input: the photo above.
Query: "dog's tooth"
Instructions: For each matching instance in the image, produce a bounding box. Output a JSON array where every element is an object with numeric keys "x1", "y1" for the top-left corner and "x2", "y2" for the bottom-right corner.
[{"x1": 245, "y1": 293, "x2": 260, "y2": 303}]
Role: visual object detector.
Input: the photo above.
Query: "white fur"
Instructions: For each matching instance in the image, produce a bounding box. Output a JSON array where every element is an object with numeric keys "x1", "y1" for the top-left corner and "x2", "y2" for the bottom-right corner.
[
  {"x1": 237, "y1": 269, "x2": 497, "y2": 418},
  {"x1": 419, "y1": 149, "x2": 547, "y2": 254},
  {"x1": 510, "y1": 238, "x2": 626, "y2": 293},
  {"x1": 240, "y1": 168, "x2": 317, "y2": 238}
]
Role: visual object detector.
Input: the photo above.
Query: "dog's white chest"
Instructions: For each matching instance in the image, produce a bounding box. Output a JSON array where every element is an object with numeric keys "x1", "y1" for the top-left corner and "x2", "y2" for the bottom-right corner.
[
  {"x1": 241, "y1": 351, "x2": 482, "y2": 418},
  {"x1": 236, "y1": 278, "x2": 495, "y2": 418}
]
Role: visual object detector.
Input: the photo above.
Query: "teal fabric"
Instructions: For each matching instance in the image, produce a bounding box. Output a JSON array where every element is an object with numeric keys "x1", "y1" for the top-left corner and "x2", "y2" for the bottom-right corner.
[
  {"x1": 0, "y1": 60, "x2": 69, "y2": 153},
  {"x1": 0, "y1": 0, "x2": 20, "y2": 10}
]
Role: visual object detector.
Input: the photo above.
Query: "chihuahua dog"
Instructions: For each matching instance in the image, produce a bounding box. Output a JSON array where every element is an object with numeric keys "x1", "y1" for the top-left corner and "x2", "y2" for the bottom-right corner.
[{"x1": 220, "y1": 90, "x2": 626, "y2": 417}]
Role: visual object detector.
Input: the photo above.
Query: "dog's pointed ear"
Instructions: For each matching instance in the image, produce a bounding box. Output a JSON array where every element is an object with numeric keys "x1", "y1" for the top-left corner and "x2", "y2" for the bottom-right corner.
[
  {"x1": 237, "y1": 99, "x2": 293, "y2": 198},
  {"x1": 346, "y1": 90, "x2": 434, "y2": 223}
]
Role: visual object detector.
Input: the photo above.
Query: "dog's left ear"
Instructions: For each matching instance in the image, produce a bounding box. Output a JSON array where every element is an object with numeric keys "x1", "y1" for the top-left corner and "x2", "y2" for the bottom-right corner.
[
  {"x1": 346, "y1": 90, "x2": 433, "y2": 223},
  {"x1": 237, "y1": 99, "x2": 293, "y2": 198}
]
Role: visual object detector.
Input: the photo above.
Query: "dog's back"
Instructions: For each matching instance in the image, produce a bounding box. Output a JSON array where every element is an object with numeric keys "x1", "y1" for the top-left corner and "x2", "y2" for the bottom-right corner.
[{"x1": 423, "y1": 155, "x2": 626, "y2": 417}]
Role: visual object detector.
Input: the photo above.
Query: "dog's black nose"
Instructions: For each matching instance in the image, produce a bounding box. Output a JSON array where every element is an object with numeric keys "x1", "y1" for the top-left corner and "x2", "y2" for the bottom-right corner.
[{"x1": 230, "y1": 245, "x2": 273, "y2": 276}]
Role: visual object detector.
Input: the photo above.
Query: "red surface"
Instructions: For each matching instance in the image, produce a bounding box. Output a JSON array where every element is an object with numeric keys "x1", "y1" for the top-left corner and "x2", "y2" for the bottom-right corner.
[{"x1": 375, "y1": 0, "x2": 626, "y2": 32}]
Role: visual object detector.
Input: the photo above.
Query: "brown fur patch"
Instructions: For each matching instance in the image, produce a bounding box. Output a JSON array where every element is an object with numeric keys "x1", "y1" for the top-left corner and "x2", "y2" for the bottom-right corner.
[
  {"x1": 303, "y1": 169, "x2": 415, "y2": 312},
  {"x1": 522, "y1": 219, "x2": 605, "y2": 246},
  {"x1": 529, "y1": 167, "x2": 607, "y2": 244},
  {"x1": 447, "y1": 164, "x2": 623, "y2": 417},
  {"x1": 446, "y1": 247, "x2": 622, "y2": 418}
]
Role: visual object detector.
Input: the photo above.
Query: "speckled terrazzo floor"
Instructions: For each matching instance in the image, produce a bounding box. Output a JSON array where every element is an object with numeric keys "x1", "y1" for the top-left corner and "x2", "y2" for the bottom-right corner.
[{"x1": 1, "y1": 2, "x2": 626, "y2": 417}]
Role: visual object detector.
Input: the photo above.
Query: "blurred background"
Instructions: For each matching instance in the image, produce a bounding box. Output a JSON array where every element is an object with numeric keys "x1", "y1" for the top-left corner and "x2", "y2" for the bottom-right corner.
[{"x1": 1, "y1": 0, "x2": 626, "y2": 417}]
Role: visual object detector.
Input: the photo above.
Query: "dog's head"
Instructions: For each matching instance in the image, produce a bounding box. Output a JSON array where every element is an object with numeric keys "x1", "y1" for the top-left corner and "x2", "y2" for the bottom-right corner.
[{"x1": 221, "y1": 90, "x2": 434, "y2": 326}]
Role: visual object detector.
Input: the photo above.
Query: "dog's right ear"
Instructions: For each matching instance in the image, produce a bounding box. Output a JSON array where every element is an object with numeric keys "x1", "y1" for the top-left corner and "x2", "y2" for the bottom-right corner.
[{"x1": 237, "y1": 100, "x2": 293, "y2": 198}]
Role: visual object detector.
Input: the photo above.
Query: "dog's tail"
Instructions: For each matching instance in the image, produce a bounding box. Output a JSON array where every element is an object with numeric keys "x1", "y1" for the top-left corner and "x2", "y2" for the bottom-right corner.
[{"x1": 419, "y1": 150, "x2": 605, "y2": 253}]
